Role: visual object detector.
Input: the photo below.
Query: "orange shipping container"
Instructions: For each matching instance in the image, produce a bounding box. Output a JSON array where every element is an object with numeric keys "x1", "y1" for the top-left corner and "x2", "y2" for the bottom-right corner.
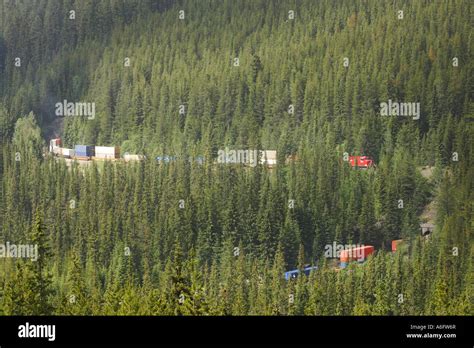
[
  {"x1": 340, "y1": 246, "x2": 374, "y2": 262},
  {"x1": 392, "y1": 239, "x2": 404, "y2": 252}
]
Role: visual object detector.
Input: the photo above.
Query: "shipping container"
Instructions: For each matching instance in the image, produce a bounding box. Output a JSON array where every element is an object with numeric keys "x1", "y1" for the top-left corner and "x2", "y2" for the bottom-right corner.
[
  {"x1": 49, "y1": 138, "x2": 61, "y2": 152},
  {"x1": 95, "y1": 146, "x2": 120, "y2": 159},
  {"x1": 284, "y1": 265, "x2": 318, "y2": 280},
  {"x1": 156, "y1": 155, "x2": 177, "y2": 163},
  {"x1": 62, "y1": 148, "x2": 75, "y2": 158},
  {"x1": 187, "y1": 155, "x2": 205, "y2": 164},
  {"x1": 123, "y1": 154, "x2": 145, "y2": 161},
  {"x1": 52, "y1": 147, "x2": 62, "y2": 156},
  {"x1": 349, "y1": 155, "x2": 374, "y2": 168},
  {"x1": 285, "y1": 154, "x2": 299, "y2": 164},
  {"x1": 74, "y1": 145, "x2": 95, "y2": 157},
  {"x1": 259, "y1": 150, "x2": 277, "y2": 166},
  {"x1": 340, "y1": 246, "x2": 374, "y2": 264},
  {"x1": 392, "y1": 239, "x2": 403, "y2": 252}
]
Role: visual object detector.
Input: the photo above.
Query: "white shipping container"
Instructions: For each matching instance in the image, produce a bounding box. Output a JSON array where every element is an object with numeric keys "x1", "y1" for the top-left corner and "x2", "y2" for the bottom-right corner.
[
  {"x1": 123, "y1": 154, "x2": 144, "y2": 161},
  {"x1": 260, "y1": 150, "x2": 277, "y2": 165},
  {"x1": 62, "y1": 148, "x2": 75, "y2": 158},
  {"x1": 95, "y1": 146, "x2": 117, "y2": 154},
  {"x1": 95, "y1": 146, "x2": 119, "y2": 159},
  {"x1": 49, "y1": 139, "x2": 61, "y2": 152}
]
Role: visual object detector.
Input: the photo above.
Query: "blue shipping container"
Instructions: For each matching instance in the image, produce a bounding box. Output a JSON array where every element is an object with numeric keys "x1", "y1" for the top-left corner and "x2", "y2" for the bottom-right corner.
[
  {"x1": 284, "y1": 266, "x2": 317, "y2": 280},
  {"x1": 156, "y1": 155, "x2": 177, "y2": 163},
  {"x1": 74, "y1": 145, "x2": 95, "y2": 157}
]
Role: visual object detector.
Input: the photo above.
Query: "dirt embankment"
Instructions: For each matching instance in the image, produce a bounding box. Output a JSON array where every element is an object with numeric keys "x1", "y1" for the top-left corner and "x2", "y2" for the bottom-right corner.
[{"x1": 418, "y1": 166, "x2": 437, "y2": 225}]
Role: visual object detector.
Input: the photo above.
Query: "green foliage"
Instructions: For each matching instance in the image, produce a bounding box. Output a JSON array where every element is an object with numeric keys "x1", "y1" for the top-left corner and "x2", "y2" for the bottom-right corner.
[{"x1": 0, "y1": 0, "x2": 472, "y2": 316}]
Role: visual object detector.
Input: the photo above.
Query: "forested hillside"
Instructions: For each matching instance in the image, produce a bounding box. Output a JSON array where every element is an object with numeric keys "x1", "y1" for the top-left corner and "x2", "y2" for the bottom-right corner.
[{"x1": 0, "y1": 0, "x2": 472, "y2": 315}]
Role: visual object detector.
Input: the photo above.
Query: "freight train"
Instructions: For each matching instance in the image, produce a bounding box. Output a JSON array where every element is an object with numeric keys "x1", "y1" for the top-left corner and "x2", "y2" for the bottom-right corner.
[
  {"x1": 49, "y1": 138, "x2": 143, "y2": 161},
  {"x1": 50, "y1": 138, "x2": 277, "y2": 166},
  {"x1": 284, "y1": 245, "x2": 375, "y2": 280},
  {"x1": 284, "y1": 239, "x2": 412, "y2": 279},
  {"x1": 348, "y1": 155, "x2": 374, "y2": 168}
]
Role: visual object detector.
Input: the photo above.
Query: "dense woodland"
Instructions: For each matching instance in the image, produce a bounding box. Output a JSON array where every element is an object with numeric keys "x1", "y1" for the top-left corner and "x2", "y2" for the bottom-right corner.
[{"x1": 0, "y1": 0, "x2": 472, "y2": 315}]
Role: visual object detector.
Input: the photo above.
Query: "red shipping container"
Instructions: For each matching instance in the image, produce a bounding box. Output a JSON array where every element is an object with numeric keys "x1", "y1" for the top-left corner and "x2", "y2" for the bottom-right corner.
[
  {"x1": 348, "y1": 156, "x2": 374, "y2": 168},
  {"x1": 340, "y1": 246, "x2": 374, "y2": 262},
  {"x1": 392, "y1": 239, "x2": 404, "y2": 252}
]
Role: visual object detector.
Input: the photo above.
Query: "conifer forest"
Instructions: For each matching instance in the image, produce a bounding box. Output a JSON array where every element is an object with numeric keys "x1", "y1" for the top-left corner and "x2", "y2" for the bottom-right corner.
[{"x1": 0, "y1": 0, "x2": 472, "y2": 317}]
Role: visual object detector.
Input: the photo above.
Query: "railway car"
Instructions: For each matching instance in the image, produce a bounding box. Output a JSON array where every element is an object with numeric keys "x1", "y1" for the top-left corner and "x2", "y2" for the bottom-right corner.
[
  {"x1": 74, "y1": 145, "x2": 95, "y2": 160},
  {"x1": 95, "y1": 146, "x2": 120, "y2": 159},
  {"x1": 49, "y1": 138, "x2": 61, "y2": 152},
  {"x1": 340, "y1": 246, "x2": 374, "y2": 268},
  {"x1": 156, "y1": 155, "x2": 177, "y2": 163},
  {"x1": 348, "y1": 156, "x2": 374, "y2": 169},
  {"x1": 123, "y1": 154, "x2": 145, "y2": 161},
  {"x1": 260, "y1": 150, "x2": 277, "y2": 166},
  {"x1": 61, "y1": 148, "x2": 75, "y2": 158},
  {"x1": 284, "y1": 265, "x2": 318, "y2": 280}
]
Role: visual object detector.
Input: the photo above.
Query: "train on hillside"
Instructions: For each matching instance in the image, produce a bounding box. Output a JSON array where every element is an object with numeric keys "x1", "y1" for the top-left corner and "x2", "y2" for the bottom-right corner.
[
  {"x1": 49, "y1": 138, "x2": 278, "y2": 166},
  {"x1": 284, "y1": 238, "x2": 412, "y2": 280},
  {"x1": 284, "y1": 245, "x2": 375, "y2": 280},
  {"x1": 49, "y1": 138, "x2": 145, "y2": 161},
  {"x1": 348, "y1": 155, "x2": 374, "y2": 169}
]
